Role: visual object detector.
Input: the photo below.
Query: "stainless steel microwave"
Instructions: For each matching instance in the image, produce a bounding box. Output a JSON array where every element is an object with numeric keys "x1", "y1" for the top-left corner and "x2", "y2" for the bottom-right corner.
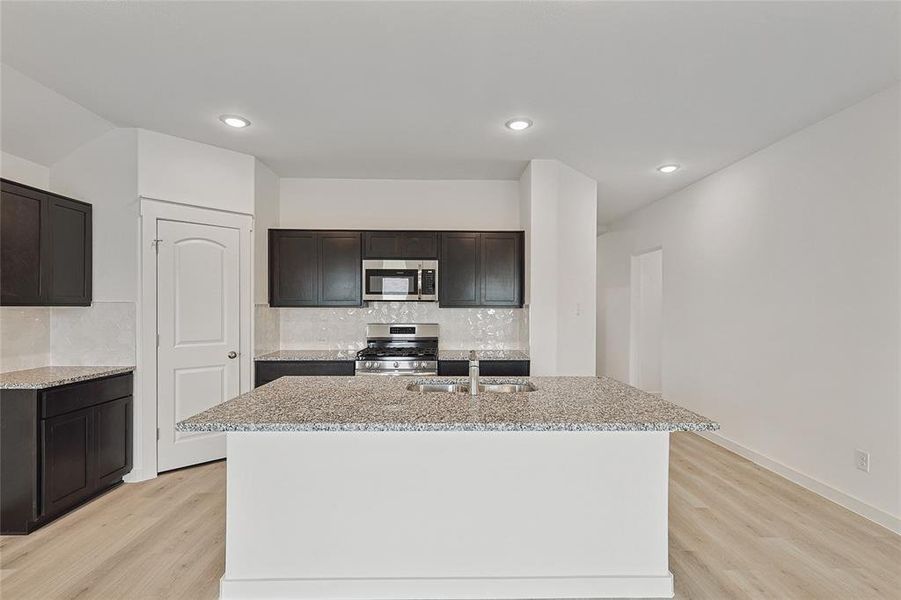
[{"x1": 362, "y1": 260, "x2": 437, "y2": 302}]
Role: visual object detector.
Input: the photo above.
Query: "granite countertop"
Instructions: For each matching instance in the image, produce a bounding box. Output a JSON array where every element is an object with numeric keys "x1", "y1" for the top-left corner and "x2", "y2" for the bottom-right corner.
[
  {"x1": 177, "y1": 375, "x2": 718, "y2": 433},
  {"x1": 0, "y1": 366, "x2": 135, "y2": 390},
  {"x1": 438, "y1": 349, "x2": 529, "y2": 361},
  {"x1": 255, "y1": 350, "x2": 360, "y2": 361}
]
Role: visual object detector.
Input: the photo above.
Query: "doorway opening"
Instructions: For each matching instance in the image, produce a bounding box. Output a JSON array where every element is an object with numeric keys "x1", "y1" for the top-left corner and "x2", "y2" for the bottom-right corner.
[
  {"x1": 139, "y1": 199, "x2": 253, "y2": 478},
  {"x1": 629, "y1": 248, "x2": 662, "y2": 393}
]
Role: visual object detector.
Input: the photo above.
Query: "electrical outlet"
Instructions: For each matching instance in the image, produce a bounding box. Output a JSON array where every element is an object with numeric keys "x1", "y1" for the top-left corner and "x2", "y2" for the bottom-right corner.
[{"x1": 855, "y1": 449, "x2": 870, "y2": 473}]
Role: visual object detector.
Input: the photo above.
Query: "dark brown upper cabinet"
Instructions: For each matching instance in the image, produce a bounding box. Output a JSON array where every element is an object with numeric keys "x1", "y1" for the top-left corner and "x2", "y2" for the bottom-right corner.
[
  {"x1": 318, "y1": 232, "x2": 363, "y2": 306},
  {"x1": 270, "y1": 230, "x2": 318, "y2": 306},
  {"x1": 269, "y1": 230, "x2": 362, "y2": 307},
  {"x1": 439, "y1": 231, "x2": 523, "y2": 308},
  {"x1": 439, "y1": 232, "x2": 481, "y2": 306},
  {"x1": 362, "y1": 231, "x2": 438, "y2": 259},
  {"x1": 0, "y1": 179, "x2": 92, "y2": 306}
]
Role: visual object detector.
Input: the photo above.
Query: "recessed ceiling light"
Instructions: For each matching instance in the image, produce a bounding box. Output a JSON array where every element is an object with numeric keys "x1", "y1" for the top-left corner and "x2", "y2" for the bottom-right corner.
[
  {"x1": 505, "y1": 118, "x2": 533, "y2": 131},
  {"x1": 219, "y1": 114, "x2": 251, "y2": 128},
  {"x1": 657, "y1": 164, "x2": 680, "y2": 174}
]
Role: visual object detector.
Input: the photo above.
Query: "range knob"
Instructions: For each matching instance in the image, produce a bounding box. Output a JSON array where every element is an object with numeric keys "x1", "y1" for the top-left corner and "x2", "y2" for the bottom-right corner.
[{"x1": 393, "y1": 361, "x2": 399, "y2": 368}]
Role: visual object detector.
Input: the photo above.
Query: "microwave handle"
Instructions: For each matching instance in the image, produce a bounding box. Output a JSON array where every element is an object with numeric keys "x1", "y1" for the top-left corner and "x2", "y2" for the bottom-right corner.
[{"x1": 417, "y1": 266, "x2": 423, "y2": 300}]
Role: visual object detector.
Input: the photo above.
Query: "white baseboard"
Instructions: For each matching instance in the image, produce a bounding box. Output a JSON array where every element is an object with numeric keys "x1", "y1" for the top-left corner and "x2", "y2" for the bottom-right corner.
[
  {"x1": 697, "y1": 431, "x2": 901, "y2": 535},
  {"x1": 220, "y1": 573, "x2": 674, "y2": 599},
  {"x1": 123, "y1": 467, "x2": 157, "y2": 483}
]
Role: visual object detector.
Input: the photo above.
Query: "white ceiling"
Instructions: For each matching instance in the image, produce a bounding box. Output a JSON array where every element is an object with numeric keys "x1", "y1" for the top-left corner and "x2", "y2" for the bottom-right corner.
[{"x1": 1, "y1": 2, "x2": 898, "y2": 223}]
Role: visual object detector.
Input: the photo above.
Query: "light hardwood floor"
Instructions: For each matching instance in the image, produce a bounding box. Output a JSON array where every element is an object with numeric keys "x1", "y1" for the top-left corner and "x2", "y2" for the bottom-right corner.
[{"x1": 1, "y1": 433, "x2": 898, "y2": 599}]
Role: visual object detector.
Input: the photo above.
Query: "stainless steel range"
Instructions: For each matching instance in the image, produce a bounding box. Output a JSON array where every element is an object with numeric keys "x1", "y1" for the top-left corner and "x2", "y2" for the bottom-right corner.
[{"x1": 355, "y1": 323, "x2": 438, "y2": 376}]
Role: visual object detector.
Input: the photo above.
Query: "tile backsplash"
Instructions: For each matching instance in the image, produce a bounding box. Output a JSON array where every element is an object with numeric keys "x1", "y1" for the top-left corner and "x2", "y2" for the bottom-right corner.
[
  {"x1": 5, "y1": 300, "x2": 525, "y2": 371},
  {"x1": 254, "y1": 304, "x2": 281, "y2": 355},
  {"x1": 278, "y1": 303, "x2": 528, "y2": 351},
  {"x1": 50, "y1": 302, "x2": 136, "y2": 366},
  {"x1": 0, "y1": 307, "x2": 51, "y2": 371},
  {"x1": 0, "y1": 302, "x2": 136, "y2": 372}
]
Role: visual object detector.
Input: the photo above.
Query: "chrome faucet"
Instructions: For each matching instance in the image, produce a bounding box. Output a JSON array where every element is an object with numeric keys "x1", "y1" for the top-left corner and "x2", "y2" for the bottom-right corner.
[{"x1": 469, "y1": 350, "x2": 479, "y2": 396}]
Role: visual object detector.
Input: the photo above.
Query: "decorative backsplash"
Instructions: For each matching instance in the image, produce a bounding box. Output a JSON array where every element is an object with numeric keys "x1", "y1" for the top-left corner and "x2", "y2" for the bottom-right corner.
[
  {"x1": 255, "y1": 304, "x2": 281, "y2": 355},
  {"x1": 0, "y1": 302, "x2": 135, "y2": 372},
  {"x1": 276, "y1": 302, "x2": 528, "y2": 352},
  {"x1": 51, "y1": 302, "x2": 135, "y2": 366},
  {"x1": 0, "y1": 307, "x2": 51, "y2": 372}
]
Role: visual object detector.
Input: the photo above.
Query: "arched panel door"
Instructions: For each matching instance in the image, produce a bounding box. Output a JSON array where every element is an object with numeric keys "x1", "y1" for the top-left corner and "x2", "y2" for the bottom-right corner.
[{"x1": 157, "y1": 219, "x2": 240, "y2": 471}]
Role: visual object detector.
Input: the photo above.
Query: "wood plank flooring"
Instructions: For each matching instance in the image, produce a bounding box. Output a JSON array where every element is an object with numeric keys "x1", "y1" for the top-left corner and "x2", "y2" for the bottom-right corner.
[{"x1": 1, "y1": 433, "x2": 898, "y2": 599}]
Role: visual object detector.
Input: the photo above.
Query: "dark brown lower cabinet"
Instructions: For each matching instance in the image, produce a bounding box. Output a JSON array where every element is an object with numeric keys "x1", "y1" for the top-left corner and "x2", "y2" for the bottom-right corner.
[
  {"x1": 41, "y1": 406, "x2": 95, "y2": 517},
  {"x1": 94, "y1": 396, "x2": 133, "y2": 489},
  {"x1": 0, "y1": 373, "x2": 133, "y2": 534},
  {"x1": 255, "y1": 360, "x2": 355, "y2": 387},
  {"x1": 437, "y1": 360, "x2": 530, "y2": 377}
]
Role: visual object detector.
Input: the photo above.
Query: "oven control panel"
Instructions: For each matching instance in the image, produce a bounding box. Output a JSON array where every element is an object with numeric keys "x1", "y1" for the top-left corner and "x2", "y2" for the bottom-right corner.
[{"x1": 355, "y1": 360, "x2": 438, "y2": 375}]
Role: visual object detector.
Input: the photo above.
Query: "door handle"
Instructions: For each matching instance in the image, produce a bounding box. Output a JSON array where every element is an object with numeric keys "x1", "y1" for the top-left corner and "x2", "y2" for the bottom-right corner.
[{"x1": 228, "y1": 351, "x2": 238, "y2": 359}]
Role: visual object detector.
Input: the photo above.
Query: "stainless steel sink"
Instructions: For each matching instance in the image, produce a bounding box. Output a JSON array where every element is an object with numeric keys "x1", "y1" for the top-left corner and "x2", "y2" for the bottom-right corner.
[
  {"x1": 407, "y1": 383, "x2": 468, "y2": 393},
  {"x1": 406, "y1": 381, "x2": 537, "y2": 394},
  {"x1": 478, "y1": 383, "x2": 536, "y2": 393}
]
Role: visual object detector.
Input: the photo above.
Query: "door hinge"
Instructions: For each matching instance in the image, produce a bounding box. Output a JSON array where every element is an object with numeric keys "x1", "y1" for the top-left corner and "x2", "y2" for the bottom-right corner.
[
  {"x1": 156, "y1": 333, "x2": 160, "y2": 347},
  {"x1": 157, "y1": 428, "x2": 160, "y2": 441},
  {"x1": 151, "y1": 238, "x2": 163, "y2": 252}
]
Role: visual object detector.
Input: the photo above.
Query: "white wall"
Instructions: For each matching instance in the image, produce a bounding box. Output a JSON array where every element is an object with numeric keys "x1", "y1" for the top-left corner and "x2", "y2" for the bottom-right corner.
[
  {"x1": 518, "y1": 165, "x2": 532, "y2": 306},
  {"x1": 597, "y1": 84, "x2": 900, "y2": 526},
  {"x1": 1, "y1": 151, "x2": 49, "y2": 188},
  {"x1": 521, "y1": 160, "x2": 597, "y2": 375},
  {"x1": 253, "y1": 159, "x2": 281, "y2": 355},
  {"x1": 555, "y1": 162, "x2": 598, "y2": 375},
  {"x1": 137, "y1": 129, "x2": 255, "y2": 214},
  {"x1": 51, "y1": 128, "x2": 139, "y2": 303},
  {"x1": 280, "y1": 178, "x2": 521, "y2": 230},
  {"x1": 0, "y1": 64, "x2": 114, "y2": 167},
  {"x1": 254, "y1": 160, "x2": 280, "y2": 304}
]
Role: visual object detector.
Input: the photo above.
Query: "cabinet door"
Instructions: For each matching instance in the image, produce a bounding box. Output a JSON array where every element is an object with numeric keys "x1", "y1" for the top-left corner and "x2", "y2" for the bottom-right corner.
[
  {"x1": 0, "y1": 181, "x2": 45, "y2": 305},
  {"x1": 363, "y1": 232, "x2": 400, "y2": 258},
  {"x1": 318, "y1": 232, "x2": 362, "y2": 306},
  {"x1": 270, "y1": 230, "x2": 318, "y2": 306},
  {"x1": 439, "y1": 232, "x2": 481, "y2": 306},
  {"x1": 94, "y1": 397, "x2": 133, "y2": 489},
  {"x1": 46, "y1": 196, "x2": 92, "y2": 305},
  {"x1": 41, "y1": 407, "x2": 94, "y2": 516},
  {"x1": 400, "y1": 233, "x2": 438, "y2": 259},
  {"x1": 363, "y1": 231, "x2": 438, "y2": 259},
  {"x1": 480, "y1": 232, "x2": 523, "y2": 307}
]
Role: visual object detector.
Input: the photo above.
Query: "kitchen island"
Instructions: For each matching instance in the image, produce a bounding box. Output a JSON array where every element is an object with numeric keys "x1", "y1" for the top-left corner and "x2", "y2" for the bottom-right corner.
[{"x1": 178, "y1": 376, "x2": 717, "y2": 600}]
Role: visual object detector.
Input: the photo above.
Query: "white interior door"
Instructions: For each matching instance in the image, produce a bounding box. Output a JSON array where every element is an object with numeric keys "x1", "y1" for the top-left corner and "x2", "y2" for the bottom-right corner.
[
  {"x1": 157, "y1": 219, "x2": 240, "y2": 472},
  {"x1": 630, "y1": 248, "x2": 663, "y2": 393}
]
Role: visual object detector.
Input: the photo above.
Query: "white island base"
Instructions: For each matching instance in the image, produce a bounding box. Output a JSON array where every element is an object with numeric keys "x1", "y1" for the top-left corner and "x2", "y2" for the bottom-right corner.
[{"x1": 220, "y1": 430, "x2": 673, "y2": 599}]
